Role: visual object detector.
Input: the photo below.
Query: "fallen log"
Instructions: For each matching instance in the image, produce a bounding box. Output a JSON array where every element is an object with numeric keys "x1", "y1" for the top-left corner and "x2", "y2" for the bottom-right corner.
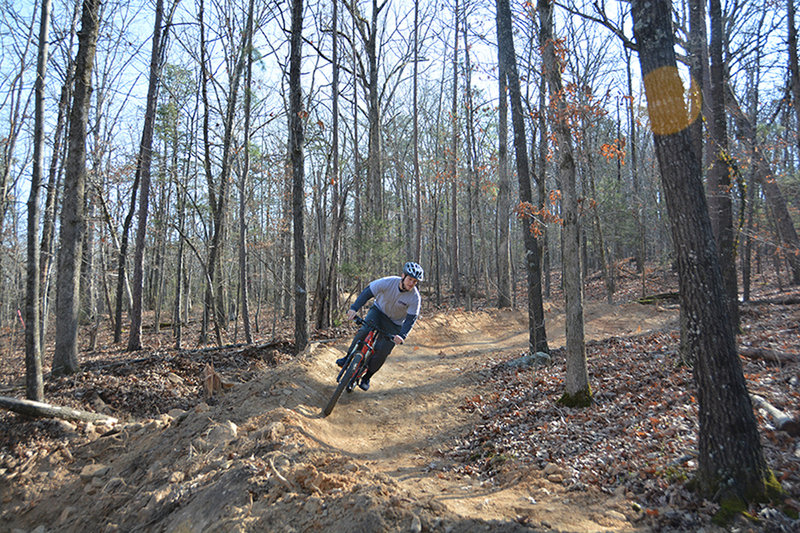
[
  {"x1": 636, "y1": 292, "x2": 679, "y2": 305},
  {"x1": 0, "y1": 396, "x2": 117, "y2": 425},
  {"x1": 739, "y1": 347, "x2": 799, "y2": 365},
  {"x1": 750, "y1": 394, "x2": 800, "y2": 436}
]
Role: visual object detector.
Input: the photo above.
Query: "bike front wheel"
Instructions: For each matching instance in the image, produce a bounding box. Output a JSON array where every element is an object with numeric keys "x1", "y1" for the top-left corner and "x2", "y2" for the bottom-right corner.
[{"x1": 322, "y1": 352, "x2": 362, "y2": 417}]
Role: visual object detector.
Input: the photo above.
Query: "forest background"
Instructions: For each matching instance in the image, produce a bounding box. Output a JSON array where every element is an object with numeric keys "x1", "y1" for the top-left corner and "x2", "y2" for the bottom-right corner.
[{"x1": 0, "y1": 0, "x2": 799, "y2": 525}]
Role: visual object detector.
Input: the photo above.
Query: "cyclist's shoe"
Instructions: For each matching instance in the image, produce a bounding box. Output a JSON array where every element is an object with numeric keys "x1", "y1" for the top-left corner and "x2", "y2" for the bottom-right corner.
[
  {"x1": 358, "y1": 377, "x2": 370, "y2": 391},
  {"x1": 336, "y1": 357, "x2": 347, "y2": 368}
]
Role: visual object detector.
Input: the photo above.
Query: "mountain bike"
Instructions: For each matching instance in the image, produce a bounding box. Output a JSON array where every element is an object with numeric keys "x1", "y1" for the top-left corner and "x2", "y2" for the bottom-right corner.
[{"x1": 322, "y1": 316, "x2": 393, "y2": 417}]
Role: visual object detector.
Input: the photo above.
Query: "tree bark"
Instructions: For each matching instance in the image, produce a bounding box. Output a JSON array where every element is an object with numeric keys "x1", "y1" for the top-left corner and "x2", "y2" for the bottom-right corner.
[
  {"x1": 708, "y1": 0, "x2": 738, "y2": 325},
  {"x1": 413, "y1": 0, "x2": 422, "y2": 261},
  {"x1": 463, "y1": 14, "x2": 479, "y2": 312},
  {"x1": 26, "y1": 0, "x2": 52, "y2": 401},
  {"x1": 788, "y1": 0, "x2": 800, "y2": 159},
  {"x1": 128, "y1": 0, "x2": 165, "y2": 351},
  {"x1": 238, "y1": 0, "x2": 256, "y2": 344},
  {"x1": 496, "y1": 0, "x2": 548, "y2": 354},
  {"x1": 53, "y1": 0, "x2": 101, "y2": 376},
  {"x1": 290, "y1": 0, "x2": 308, "y2": 353},
  {"x1": 538, "y1": 0, "x2": 588, "y2": 402},
  {"x1": 631, "y1": 0, "x2": 773, "y2": 505},
  {"x1": 0, "y1": 396, "x2": 117, "y2": 425},
  {"x1": 726, "y1": 86, "x2": 800, "y2": 284},
  {"x1": 496, "y1": 65, "x2": 512, "y2": 308},
  {"x1": 450, "y1": 0, "x2": 461, "y2": 306}
]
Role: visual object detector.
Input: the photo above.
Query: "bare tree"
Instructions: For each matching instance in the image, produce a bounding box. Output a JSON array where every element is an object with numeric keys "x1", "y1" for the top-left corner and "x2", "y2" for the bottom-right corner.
[
  {"x1": 631, "y1": 0, "x2": 778, "y2": 507},
  {"x1": 413, "y1": 0, "x2": 422, "y2": 261},
  {"x1": 290, "y1": 0, "x2": 309, "y2": 353},
  {"x1": 450, "y1": 0, "x2": 461, "y2": 306},
  {"x1": 496, "y1": 58, "x2": 511, "y2": 309},
  {"x1": 53, "y1": 0, "x2": 101, "y2": 376},
  {"x1": 707, "y1": 0, "x2": 738, "y2": 325},
  {"x1": 538, "y1": 0, "x2": 588, "y2": 405},
  {"x1": 128, "y1": 0, "x2": 167, "y2": 351},
  {"x1": 496, "y1": 0, "x2": 548, "y2": 354},
  {"x1": 238, "y1": 0, "x2": 257, "y2": 344},
  {"x1": 25, "y1": 0, "x2": 53, "y2": 400}
]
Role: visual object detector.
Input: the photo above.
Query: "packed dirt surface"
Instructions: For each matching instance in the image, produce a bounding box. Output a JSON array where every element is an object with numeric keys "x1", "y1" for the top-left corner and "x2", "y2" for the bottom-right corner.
[{"x1": 1, "y1": 301, "x2": 682, "y2": 533}]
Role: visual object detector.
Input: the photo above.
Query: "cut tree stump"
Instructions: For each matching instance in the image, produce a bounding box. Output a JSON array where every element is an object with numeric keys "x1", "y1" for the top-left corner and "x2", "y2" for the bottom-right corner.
[
  {"x1": 750, "y1": 394, "x2": 800, "y2": 436},
  {"x1": 0, "y1": 396, "x2": 118, "y2": 425}
]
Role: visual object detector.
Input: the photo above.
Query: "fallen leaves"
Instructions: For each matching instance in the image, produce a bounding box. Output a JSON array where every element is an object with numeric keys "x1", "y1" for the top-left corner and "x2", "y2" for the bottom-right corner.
[{"x1": 448, "y1": 308, "x2": 800, "y2": 531}]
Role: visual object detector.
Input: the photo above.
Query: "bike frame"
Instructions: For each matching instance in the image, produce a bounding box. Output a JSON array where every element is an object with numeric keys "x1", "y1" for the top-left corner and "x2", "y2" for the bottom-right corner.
[
  {"x1": 336, "y1": 320, "x2": 379, "y2": 391},
  {"x1": 323, "y1": 316, "x2": 394, "y2": 416}
]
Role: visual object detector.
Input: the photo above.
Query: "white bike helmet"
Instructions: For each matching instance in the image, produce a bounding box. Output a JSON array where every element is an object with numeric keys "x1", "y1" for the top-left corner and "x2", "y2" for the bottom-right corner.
[{"x1": 403, "y1": 261, "x2": 425, "y2": 281}]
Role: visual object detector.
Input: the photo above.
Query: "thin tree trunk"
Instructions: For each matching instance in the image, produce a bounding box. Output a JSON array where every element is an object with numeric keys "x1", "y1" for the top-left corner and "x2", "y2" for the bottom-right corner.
[
  {"x1": 413, "y1": 0, "x2": 421, "y2": 261},
  {"x1": 238, "y1": 0, "x2": 256, "y2": 344},
  {"x1": 538, "y1": 68, "x2": 550, "y2": 299},
  {"x1": 199, "y1": 0, "x2": 213, "y2": 343},
  {"x1": 539, "y1": 0, "x2": 587, "y2": 403},
  {"x1": 174, "y1": 125, "x2": 186, "y2": 350},
  {"x1": 327, "y1": 0, "x2": 342, "y2": 323},
  {"x1": 497, "y1": 0, "x2": 548, "y2": 354},
  {"x1": 26, "y1": 0, "x2": 52, "y2": 401},
  {"x1": 290, "y1": 0, "x2": 308, "y2": 353},
  {"x1": 708, "y1": 0, "x2": 738, "y2": 325},
  {"x1": 128, "y1": 0, "x2": 165, "y2": 351},
  {"x1": 463, "y1": 13, "x2": 478, "y2": 312},
  {"x1": 450, "y1": 0, "x2": 461, "y2": 306},
  {"x1": 496, "y1": 66, "x2": 512, "y2": 308},
  {"x1": 53, "y1": 0, "x2": 101, "y2": 376}
]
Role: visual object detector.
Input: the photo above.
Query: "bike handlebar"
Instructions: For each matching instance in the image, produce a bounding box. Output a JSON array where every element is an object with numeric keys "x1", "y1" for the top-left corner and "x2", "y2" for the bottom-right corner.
[{"x1": 353, "y1": 315, "x2": 398, "y2": 342}]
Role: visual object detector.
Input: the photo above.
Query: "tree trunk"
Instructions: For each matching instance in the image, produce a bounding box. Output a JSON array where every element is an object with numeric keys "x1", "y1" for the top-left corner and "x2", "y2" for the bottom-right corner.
[
  {"x1": 0, "y1": 396, "x2": 117, "y2": 425},
  {"x1": 726, "y1": 87, "x2": 800, "y2": 285},
  {"x1": 327, "y1": 0, "x2": 343, "y2": 324},
  {"x1": 174, "y1": 127, "x2": 186, "y2": 350},
  {"x1": 496, "y1": 0, "x2": 548, "y2": 354},
  {"x1": 128, "y1": 0, "x2": 165, "y2": 351},
  {"x1": 290, "y1": 0, "x2": 308, "y2": 353},
  {"x1": 463, "y1": 14, "x2": 478, "y2": 312},
  {"x1": 53, "y1": 0, "x2": 101, "y2": 376},
  {"x1": 538, "y1": 69, "x2": 550, "y2": 299},
  {"x1": 631, "y1": 0, "x2": 775, "y2": 506},
  {"x1": 788, "y1": 0, "x2": 800, "y2": 160},
  {"x1": 538, "y1": 0, "x2": 588, "y2": 404},
  {"x1": 450, "y1": 0, "x2": 461, "y2": 306},
  {"x1": 26, "y1": 0, "x2": 52, "y2": 401},
  {"x1": 708, "y1": 0, "x2": 738, "y2": 326},
  {"x1": 413, "y1": 0, "x2": 422, "y2": 261},
  {"x1": 238, "y1": 0, "x2": 256, "y2": 344},
  {"x1": 496, "y1": 67, "x2": 512, "y2": 308},
  {"x1": 40, "y1": 5, "x2": 78, "y2": 348}
]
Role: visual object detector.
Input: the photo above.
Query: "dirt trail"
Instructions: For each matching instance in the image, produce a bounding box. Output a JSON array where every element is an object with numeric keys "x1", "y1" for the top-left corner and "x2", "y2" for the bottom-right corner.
[
  {"x1": 1, "y1": 302, "x2": 677, "y2": 532},
  {"x1": 297, "y1": 302, "x2": 676, "y2": 531}
]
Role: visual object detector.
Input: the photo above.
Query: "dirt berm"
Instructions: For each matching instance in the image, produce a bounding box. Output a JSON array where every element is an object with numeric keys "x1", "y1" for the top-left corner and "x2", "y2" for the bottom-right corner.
[{"x1": 1, "y1": 303, "x2": 676, "y2": 532}]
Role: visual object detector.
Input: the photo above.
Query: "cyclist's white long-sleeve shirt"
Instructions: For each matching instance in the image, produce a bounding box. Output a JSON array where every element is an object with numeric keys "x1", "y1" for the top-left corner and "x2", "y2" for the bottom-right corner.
[{"x1": 350, "y1": 276, "x2": 420, "y2": 338}]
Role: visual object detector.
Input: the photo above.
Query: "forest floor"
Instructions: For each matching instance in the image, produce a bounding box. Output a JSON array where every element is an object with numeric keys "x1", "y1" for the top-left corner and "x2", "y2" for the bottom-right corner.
[{"x1": 0, "y1": 259, "x2": 799, "y2": 532}]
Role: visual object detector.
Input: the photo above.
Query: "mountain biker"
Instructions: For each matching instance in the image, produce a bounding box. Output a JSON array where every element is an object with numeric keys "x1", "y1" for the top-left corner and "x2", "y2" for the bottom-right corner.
[{"x1": 336, "y1": 262, "x2": 424, "y2": 391}]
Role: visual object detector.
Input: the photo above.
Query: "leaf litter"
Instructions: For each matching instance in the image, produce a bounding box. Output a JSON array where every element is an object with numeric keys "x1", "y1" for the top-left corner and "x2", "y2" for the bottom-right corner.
[{"x1": 0, "y1": 261, "x2": 798, "y2": 532}]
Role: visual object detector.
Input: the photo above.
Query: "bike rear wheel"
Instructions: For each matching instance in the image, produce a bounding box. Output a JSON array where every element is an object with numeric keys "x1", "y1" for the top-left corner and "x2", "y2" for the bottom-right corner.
[{"x1": 322, "y1": 352, "x2": 362, "y2": 417}]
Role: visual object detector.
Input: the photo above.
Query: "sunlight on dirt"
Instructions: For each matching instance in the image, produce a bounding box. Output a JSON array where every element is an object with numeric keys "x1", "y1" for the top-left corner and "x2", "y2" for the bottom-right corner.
[{"x1": 1, "y1": 301, "x2": 681, "y2": 532}]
